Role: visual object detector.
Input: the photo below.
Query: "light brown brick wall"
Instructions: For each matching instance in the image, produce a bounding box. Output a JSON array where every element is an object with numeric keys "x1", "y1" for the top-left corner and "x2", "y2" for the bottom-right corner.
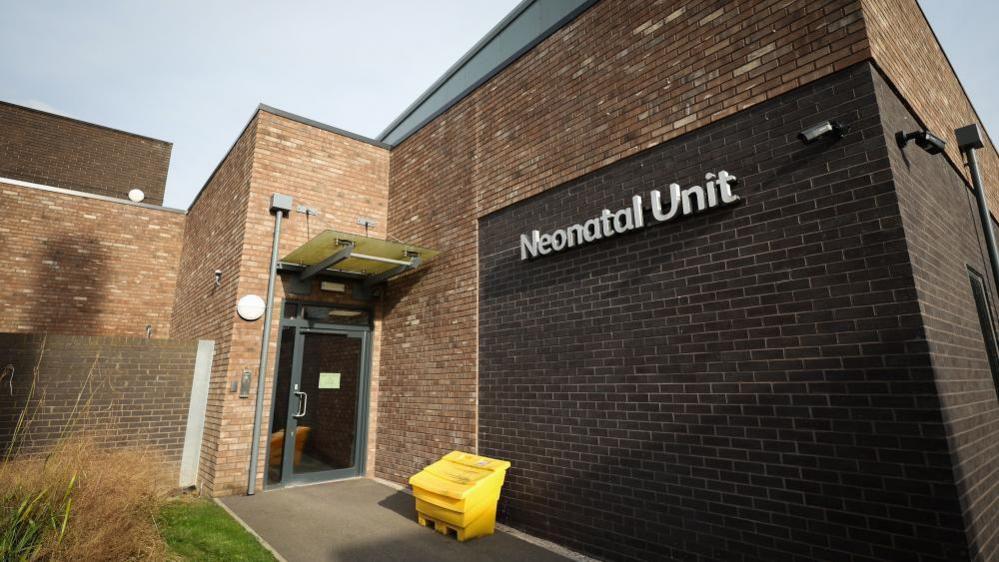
[
  {"x1": 239, "y1": 110, "x2": 389, "y2": 494},
  {"x1": 171, "y1": 109, "x2": 390, "y2": 495},
  {"x1": 0, "y1": 181, "x2": 184, "y2": 337},
  {"x1": 0, "y1": 101, "x2": 172, "y2": 205},
  {"x1": 864, "y1": 0, "x2": 999, "y2": 212},
  {"x1": 169, "y1": 117, "x2": 258, "y2": 494},
  {"x1": 378, "y1": 0, "x2": 870, "y2": 483}
]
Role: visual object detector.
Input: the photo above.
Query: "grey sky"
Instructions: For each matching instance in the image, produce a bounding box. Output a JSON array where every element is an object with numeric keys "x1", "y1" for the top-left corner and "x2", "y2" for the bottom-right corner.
[{"x1": 1, "y1": 1, "x2": 995, "y2": 209}]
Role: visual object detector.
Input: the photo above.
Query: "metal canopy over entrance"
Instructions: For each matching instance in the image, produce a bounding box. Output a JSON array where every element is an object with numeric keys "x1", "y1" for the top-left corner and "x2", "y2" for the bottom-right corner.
[{"x1": 279, "y1": 229, "x2": 438, "y2": 287}]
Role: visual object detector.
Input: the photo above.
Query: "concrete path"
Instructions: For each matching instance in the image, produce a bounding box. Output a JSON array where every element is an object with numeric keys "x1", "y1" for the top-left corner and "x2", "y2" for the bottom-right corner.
[{"x1": 221, "y1": 478, "x2": 572, "y2": 562}]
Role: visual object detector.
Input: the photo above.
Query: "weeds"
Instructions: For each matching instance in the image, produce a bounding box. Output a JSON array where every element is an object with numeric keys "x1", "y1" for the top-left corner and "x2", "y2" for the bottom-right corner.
[{"x1": 0, "y1": 478, "x2": 74, "y2": 561}]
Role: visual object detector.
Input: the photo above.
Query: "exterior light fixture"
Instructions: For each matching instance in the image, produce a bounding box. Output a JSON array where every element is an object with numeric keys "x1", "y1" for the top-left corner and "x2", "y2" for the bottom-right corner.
[
  {"x1": 798, "y1": 121, "x2": 847, "y2": 144},
  {"x1": 320, "y1": 281, "x2": 346, "y2": 293},
  {"x1": 128, "y1": 188, "x2": 145, "y2": 203},
  {"x1": 329, "y1": 309, "x2": 363, "y2": 318},
  {"x1": 896, "y1": 130, "x2": 946, "y2": 155},
  {"x1": 237, "y1": 294, "x2": 266, "y2": 321}
]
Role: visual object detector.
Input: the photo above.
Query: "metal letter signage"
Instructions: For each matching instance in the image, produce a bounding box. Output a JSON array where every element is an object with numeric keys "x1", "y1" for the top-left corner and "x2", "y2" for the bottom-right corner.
[{"x1": 520, "y1": 170, "x2": 740, "y2": 260}]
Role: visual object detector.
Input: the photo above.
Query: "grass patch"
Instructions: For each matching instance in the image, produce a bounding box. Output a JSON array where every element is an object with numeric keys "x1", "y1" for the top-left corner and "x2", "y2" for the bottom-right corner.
[{"x1": 159, "y1": 499, "x2": 276, "y2": 561}]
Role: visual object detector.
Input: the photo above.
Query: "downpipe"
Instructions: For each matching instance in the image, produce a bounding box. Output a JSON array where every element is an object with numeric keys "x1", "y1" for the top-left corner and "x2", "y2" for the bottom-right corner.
[
  {"x1": 957, "y1": 124, "x2": 999, "y2": 291},
  {"x1": 247, "y1": 194, "x2": 292, "y2": 495}
]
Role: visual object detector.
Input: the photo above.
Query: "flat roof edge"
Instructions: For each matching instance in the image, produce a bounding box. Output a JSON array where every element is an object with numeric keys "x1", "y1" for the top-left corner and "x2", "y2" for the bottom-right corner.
[
  {"x1": 187, "y1": 102, "x2": 390, "y2": 213},
  {"x1": 257, "y1": 104, "x2": 391, "y2": 149},
  {"x1": 186, "y1": 107, "x2": 261, "y2": 212},
  {"x1": 0, "y1": 176, "x2": 186, "y2": 214},
  {"x1": 377, "y1": 0, "x2": 598, "y2": 146},
  {"x1": 376, "y1": 0, "x2": 537, "y2": 142},
  {"x1": 0, "y1": 99, "x2": 173, "y2": 146}
]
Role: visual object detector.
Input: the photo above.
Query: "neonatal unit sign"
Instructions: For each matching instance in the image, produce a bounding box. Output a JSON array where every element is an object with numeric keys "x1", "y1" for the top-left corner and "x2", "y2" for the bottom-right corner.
[{"x1": 519, "y1": 170, "x2": 740, "y2": 260}]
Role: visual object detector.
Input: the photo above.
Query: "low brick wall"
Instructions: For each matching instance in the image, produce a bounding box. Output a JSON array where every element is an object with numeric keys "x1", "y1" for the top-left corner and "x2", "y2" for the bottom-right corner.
[{"x1": 0, "y1": 333, "x2": 201, "y2": 468}]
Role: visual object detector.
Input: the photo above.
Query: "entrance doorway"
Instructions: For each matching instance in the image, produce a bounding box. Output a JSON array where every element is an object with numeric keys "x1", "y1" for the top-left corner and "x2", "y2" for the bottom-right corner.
[{"x1": 267, "y1": 303, "x2": 372, "y2": 487}]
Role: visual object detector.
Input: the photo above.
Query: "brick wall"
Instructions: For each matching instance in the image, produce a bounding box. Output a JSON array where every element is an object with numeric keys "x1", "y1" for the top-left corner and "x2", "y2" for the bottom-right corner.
[
  {"x1": 875, "y1": 69, "x2": 999, "y2": 560},
  {"x1": 88, "y1": 0, "x2": 999, "y2": 510},
  {"x1": 0, "y1": 333, "x2": 200, "y2": 468},
  {"x1": 0, "y1": 180, "x2": 185, "y2": 337},
  {"x1": 477, "y1": 63, "x2": 971, "y2": 562},
  {"x1": 171, "y1": 108, "x2": 389, "y2": 495},
  {"x1": 863, "y1": 0, "x2": 999, "y2": 213},
  {"x1": 169, "y1": 116, "x2": 258, "y2": 494},
  {"x1": 380, "y1": 0, "x2": 870, "y2": 484},
  {"x1": 239, "y1": 110, "x2": 388, "y2": 494},
  {"x1": 0, "y1": 101, "x2": 172, "y2": 205}
]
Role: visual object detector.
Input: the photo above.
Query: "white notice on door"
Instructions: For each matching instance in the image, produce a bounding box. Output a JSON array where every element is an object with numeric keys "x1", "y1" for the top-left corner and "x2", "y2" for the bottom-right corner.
[{"x1": 318, "y1": 372, "x2": 341, "y2": 389}]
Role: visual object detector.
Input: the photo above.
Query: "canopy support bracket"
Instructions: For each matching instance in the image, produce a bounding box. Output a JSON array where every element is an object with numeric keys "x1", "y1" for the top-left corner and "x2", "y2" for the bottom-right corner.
[
  {"x1": 299, "y1": 240, "x2": 355, "y2": 281},
  {"x1": 363, "y1": 256, "x2": 422, "y2": 288}
]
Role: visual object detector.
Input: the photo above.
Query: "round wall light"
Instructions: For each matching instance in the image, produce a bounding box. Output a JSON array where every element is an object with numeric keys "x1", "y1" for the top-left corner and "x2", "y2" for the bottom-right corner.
[
  {"x1": 237, "y1": 294, "x2": 266, "y2": 321},
  {"x1": 128, "y1": 188, "x2": 146, "y2": 203}
]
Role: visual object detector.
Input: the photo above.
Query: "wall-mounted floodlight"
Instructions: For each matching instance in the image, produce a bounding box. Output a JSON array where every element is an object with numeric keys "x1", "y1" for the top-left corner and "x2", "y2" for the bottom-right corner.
[
  {"x1": 798, "y1": 121, "x2": 847, "y2": 144},
  {"x1": 896, "y1": 130, "x2": 946, "y2": 155},
  {"x1": 128, "y1": 188, "x2": 145, "y2": 203}
]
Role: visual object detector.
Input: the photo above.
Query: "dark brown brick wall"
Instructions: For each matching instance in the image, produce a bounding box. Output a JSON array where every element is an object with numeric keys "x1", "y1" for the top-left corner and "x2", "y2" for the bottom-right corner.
[
  {"x1": 0, "y1": 180, "x2": 185, "y2": 337},
  {"x1": 0, "y1": 333, "x2": 199, "y2": 467},
  {"x1": 380, "y1": 0, "x2": 870, "y2": 485},
  {"x1": 875, "y1": 68, "x2": 999, "y2": 561},
  {"x1": 478, "y1": 64, "x2": 971, "y2": 562},
  {"x1": 0, "y1": 101, "x2": 171, "y2": 205}
]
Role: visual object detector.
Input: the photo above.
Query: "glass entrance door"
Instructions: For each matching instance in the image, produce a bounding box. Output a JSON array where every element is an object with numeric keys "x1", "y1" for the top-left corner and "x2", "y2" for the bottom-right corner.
[{"x1": 267, "y1": 312, "x2": 371, "y2": 486}]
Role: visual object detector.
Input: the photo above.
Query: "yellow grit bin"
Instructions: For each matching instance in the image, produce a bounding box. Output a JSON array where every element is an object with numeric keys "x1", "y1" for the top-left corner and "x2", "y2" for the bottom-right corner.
[{"x1": 409, "y1": 451, "x2": 511, "y2": 542}]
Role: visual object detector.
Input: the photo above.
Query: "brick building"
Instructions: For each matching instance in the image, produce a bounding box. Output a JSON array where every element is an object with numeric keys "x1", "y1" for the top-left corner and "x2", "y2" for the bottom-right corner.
[{"x1": 2, "y1": 1, "x2": 998, "y2": 560}]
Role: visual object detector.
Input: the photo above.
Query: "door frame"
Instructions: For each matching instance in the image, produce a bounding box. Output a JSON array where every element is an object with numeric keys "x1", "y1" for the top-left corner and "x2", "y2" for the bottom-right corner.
[{"x1": 265, "y1": 303, "x2": 373, "y2": 489}]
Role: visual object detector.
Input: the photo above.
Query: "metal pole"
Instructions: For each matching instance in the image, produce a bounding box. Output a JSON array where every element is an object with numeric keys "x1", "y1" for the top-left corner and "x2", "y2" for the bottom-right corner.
[
  {"x1": 958, "y1": 124, "x2": 999, "y2": 291},
  {"x1": 248, "y1": 194, "x2": 292, "y2": 495}
]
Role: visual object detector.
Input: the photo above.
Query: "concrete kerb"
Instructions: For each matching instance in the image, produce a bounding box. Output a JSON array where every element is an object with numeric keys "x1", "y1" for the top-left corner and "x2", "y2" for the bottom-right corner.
[{"x1": 213, "y1": 497, "x2": 289, "y2": 562}]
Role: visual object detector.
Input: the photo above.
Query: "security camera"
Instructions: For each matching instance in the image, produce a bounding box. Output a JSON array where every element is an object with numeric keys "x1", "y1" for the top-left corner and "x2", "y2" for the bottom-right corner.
[
  {"x1": 798, "y1": 121, "x2": 847, "y2": 144},
  {"x1": 896, "y1": 130, "x2": 946, "y2": 155}
]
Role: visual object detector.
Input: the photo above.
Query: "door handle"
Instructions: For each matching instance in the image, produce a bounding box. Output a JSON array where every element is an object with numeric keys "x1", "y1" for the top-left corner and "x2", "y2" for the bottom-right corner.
[{"x1": 293, "y1": 391, "x2": 308, "y2": 418}]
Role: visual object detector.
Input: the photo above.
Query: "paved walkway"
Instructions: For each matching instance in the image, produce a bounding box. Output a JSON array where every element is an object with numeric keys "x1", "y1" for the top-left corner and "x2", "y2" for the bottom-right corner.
[{"x1": 221, "y1": 478, "x2": 573, "y2": 562}]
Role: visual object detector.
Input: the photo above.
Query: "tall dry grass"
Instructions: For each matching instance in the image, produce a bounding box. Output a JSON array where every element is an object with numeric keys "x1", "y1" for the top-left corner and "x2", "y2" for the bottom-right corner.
[{"x1": 1, "y1": 338, "x2": 176, "y2": 561}]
